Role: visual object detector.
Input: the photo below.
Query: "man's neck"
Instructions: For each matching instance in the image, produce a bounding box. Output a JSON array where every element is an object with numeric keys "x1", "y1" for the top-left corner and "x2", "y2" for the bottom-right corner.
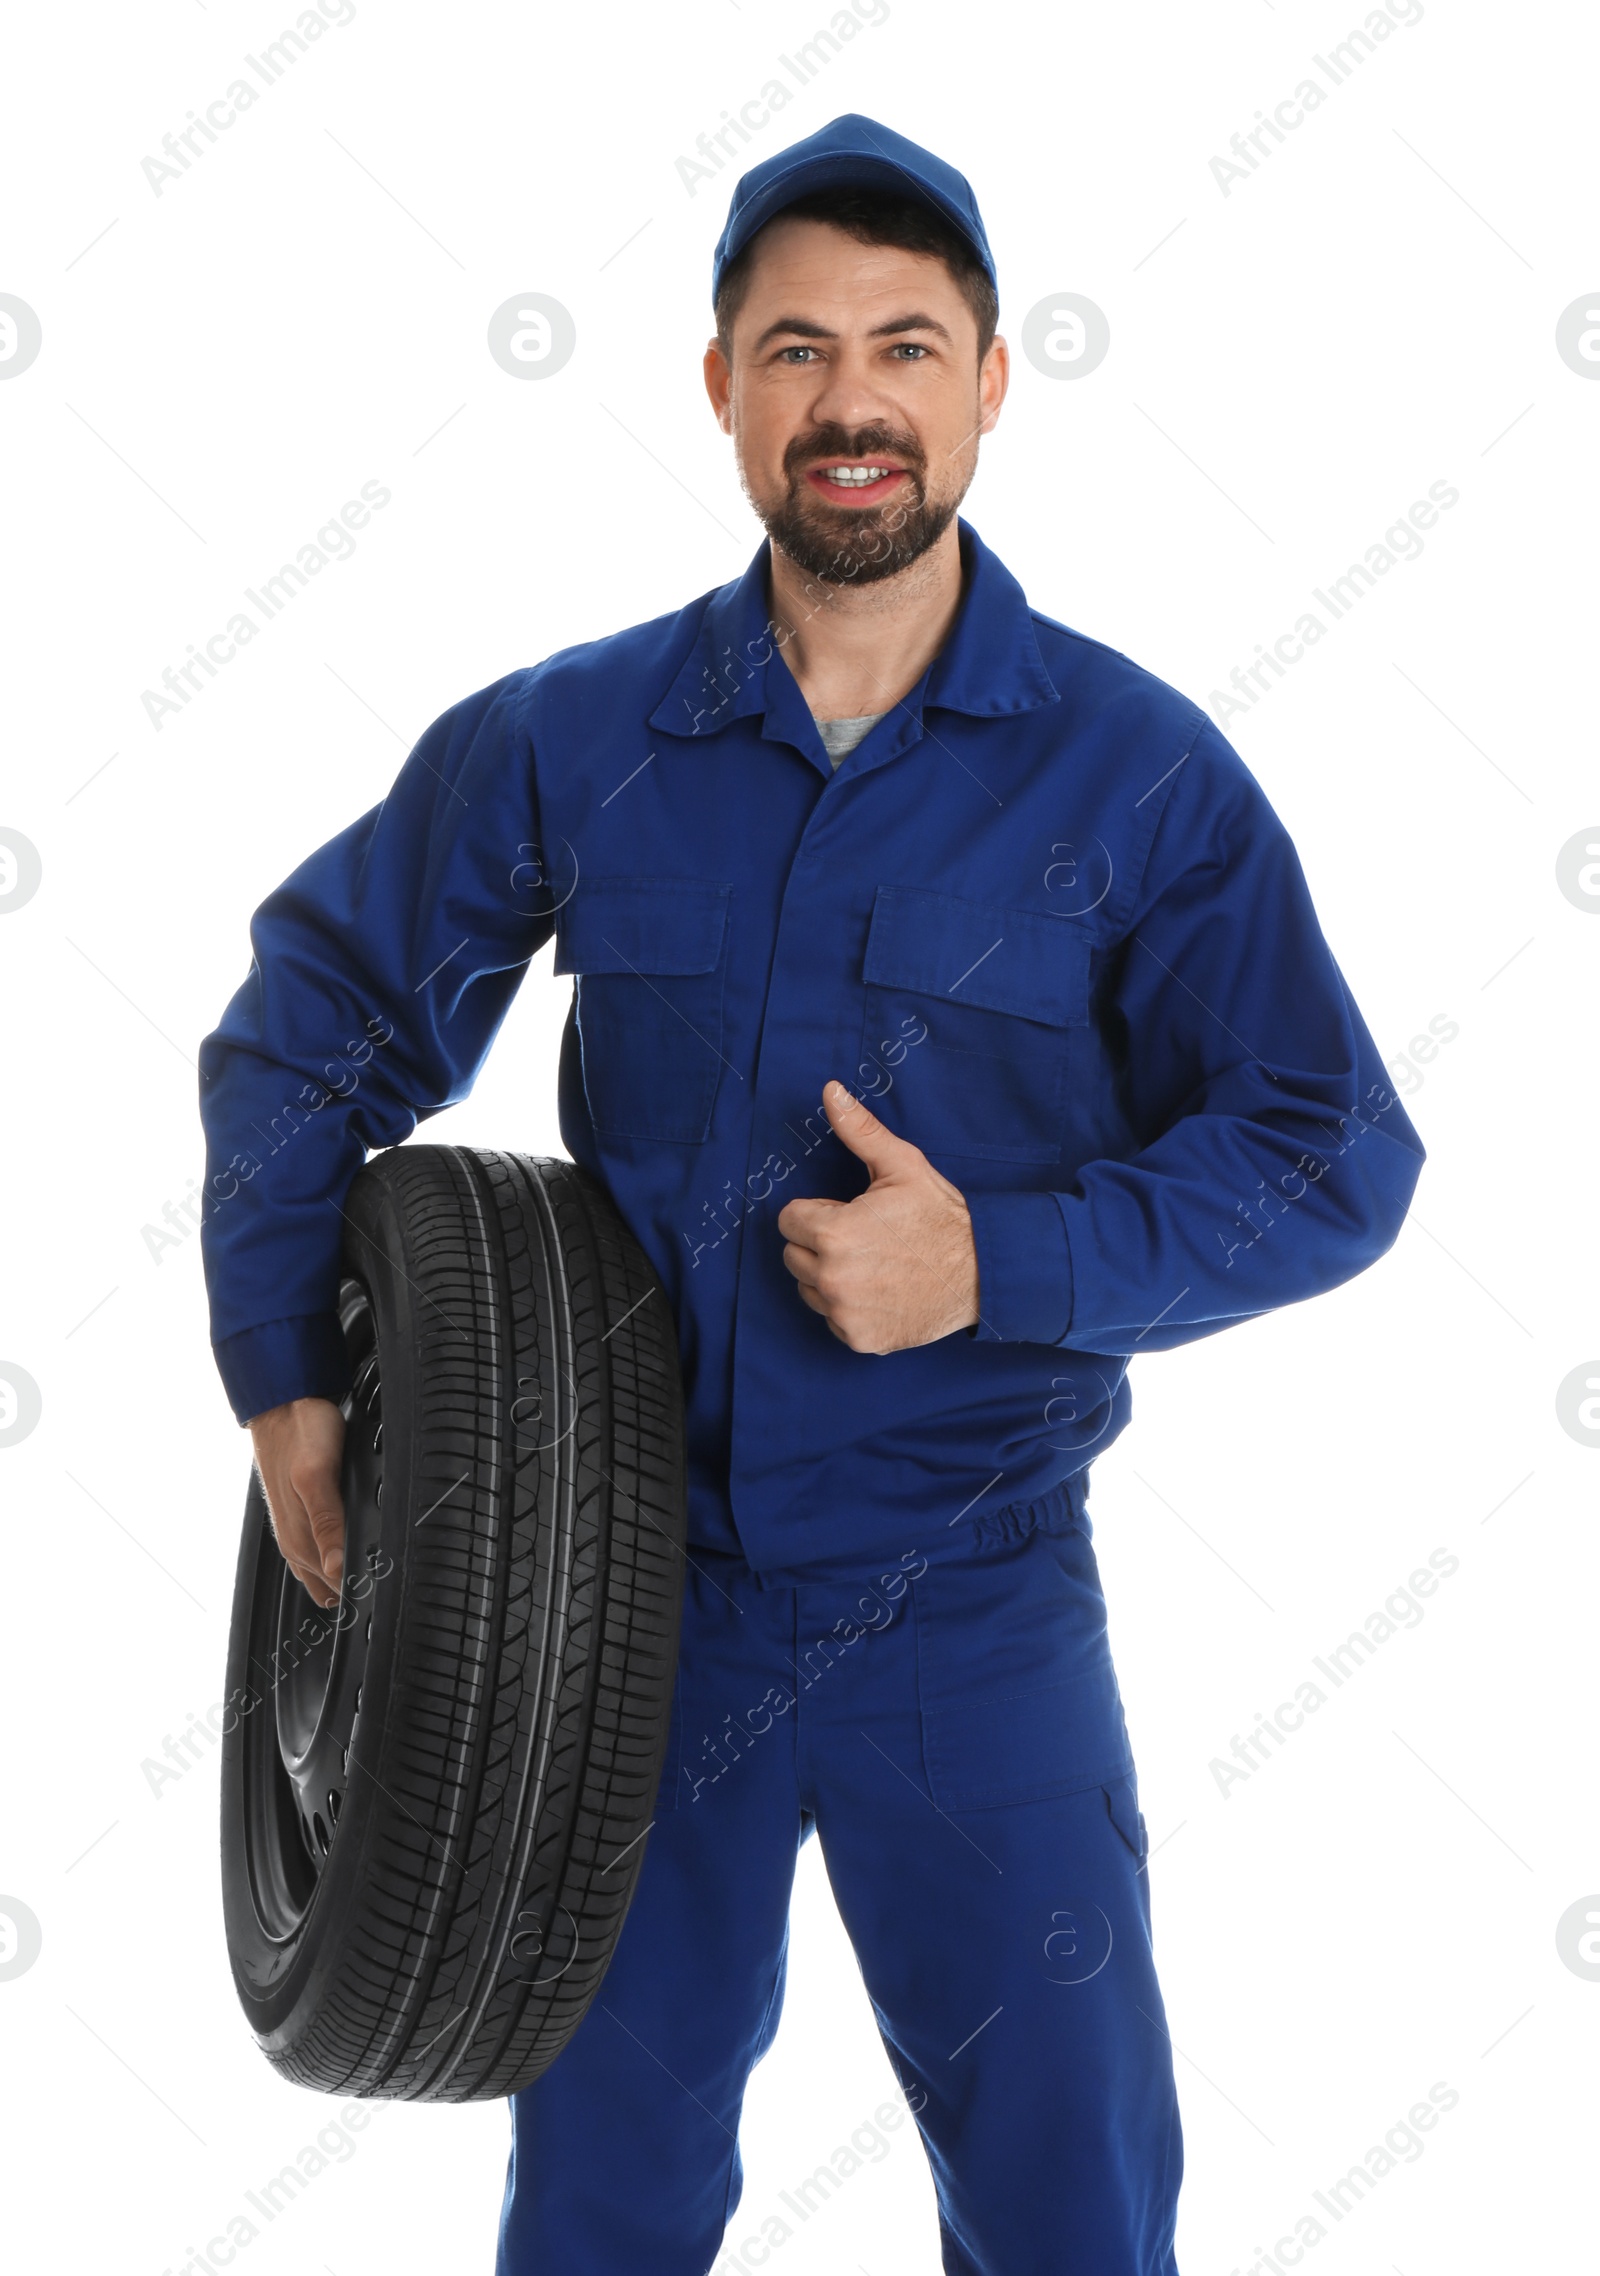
[{"x1": 766, "y1": 521, "x2": 966, "y2": 721}]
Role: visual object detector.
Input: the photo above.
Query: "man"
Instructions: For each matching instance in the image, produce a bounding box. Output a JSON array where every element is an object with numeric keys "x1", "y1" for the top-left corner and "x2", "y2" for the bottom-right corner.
[{"x1": 199, "y1": 114, "x2": 1425, "y2": 2275}]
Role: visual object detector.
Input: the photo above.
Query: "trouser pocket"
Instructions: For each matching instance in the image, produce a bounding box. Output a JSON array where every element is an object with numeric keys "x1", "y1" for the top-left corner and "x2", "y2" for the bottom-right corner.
[{"x1": 913, "y1": 1515, "x2": 1135, "y2": 1812}]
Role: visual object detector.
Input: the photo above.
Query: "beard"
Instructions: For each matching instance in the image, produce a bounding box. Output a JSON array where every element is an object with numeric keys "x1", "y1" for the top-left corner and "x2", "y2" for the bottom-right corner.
[{"x1": 743, "y1": 421, "x2": 969, "y2": 588}]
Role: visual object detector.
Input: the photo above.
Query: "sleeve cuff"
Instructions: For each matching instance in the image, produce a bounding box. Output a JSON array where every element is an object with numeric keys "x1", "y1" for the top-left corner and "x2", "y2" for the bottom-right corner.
[
  {"x1": 213, "y1": 1312, "x2": 353, "y2": 1427},
  {"x1": 965, "y1": 1189, "x2": 1075, "y2": 1345}
]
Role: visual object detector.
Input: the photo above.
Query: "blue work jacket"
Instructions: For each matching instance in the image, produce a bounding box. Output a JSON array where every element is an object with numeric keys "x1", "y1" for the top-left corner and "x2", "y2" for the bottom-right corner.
[{"x1": 198, "y1": 518, "x2": 1426, "y2": 1571}]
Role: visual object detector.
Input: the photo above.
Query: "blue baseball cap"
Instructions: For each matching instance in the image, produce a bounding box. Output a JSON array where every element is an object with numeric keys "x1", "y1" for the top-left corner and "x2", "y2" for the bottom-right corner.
[{"x1": 710, "y1": 113, "x2": 997, "y2": 307}]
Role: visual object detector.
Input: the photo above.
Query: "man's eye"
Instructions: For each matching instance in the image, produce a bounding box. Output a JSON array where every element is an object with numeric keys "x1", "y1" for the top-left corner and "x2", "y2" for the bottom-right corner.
[
  {"x1": 779, "y1": 345, "x2": 819, "y2": 363},
  {"x1": 891, "y1": 343, "x2": 929, "y2": 359}
]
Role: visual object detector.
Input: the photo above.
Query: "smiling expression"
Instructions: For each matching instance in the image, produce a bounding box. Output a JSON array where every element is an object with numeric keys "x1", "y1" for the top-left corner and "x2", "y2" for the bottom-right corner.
[{"x1": 707, "y1": 216, "x2": 1009, "y2": 587}]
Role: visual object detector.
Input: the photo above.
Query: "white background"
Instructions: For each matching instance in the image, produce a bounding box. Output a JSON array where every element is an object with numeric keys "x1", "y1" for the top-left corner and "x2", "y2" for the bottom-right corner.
[{"x1": 1, "y1": 1, "x2": 1594, "y2": 2270}]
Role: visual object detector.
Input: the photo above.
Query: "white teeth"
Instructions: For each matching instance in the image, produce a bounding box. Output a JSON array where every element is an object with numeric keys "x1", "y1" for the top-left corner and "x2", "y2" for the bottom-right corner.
[{"x1": 823, "y1": 465, "x2": 894, "y2": 484}]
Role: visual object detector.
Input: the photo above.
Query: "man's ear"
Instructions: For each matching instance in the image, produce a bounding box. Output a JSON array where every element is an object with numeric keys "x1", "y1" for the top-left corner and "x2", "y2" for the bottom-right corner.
[
  {"x1": 703, "y1": 338, "x2": 733, "y2": 433},
  {"x1": 977, "y1": 333, "x2": 1010, "y2": 438}
]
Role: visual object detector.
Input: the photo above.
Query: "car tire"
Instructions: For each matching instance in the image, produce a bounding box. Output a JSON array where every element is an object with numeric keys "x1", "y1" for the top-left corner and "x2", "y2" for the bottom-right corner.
[{"x1": 219, "y1": 1145, "x2": 686, "y2": 2101}]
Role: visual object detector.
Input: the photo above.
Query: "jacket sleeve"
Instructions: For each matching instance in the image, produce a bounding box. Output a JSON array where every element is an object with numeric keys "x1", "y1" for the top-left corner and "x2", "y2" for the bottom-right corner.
[
  {"x1": 197, "y1": 669, "x2": 554, "y2": 1423},
  {"x1": 965, "y1": 716, "x2": 1427, "y2": 1353}
]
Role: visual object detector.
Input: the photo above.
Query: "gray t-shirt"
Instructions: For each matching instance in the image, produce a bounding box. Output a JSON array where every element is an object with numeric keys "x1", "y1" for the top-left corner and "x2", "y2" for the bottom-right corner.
[{"x1": 816, "y1": 713, "x2": 885, "y2": 769}]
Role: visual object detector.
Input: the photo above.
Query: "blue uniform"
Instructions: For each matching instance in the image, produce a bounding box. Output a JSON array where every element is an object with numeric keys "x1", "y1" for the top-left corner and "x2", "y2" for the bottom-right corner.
[
  {"x1": 498, "y1": 1503, "x2": 1179, "y2": 2276},
  {"x1": 197, "y1": 518, "x2": 1424, "y2": 2270},
  {"x1": 198, "y1": 518, "x2": 1424, "y2": 1564}
]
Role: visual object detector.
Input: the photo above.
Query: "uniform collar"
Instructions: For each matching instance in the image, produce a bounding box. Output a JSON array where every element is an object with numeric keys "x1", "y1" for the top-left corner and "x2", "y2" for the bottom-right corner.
[{"x1": 646, "y1": 516, "x2": 1059, "y2": 750}]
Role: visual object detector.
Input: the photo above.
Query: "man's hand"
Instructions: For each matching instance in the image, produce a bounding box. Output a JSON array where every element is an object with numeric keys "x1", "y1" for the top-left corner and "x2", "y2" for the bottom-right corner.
[
  {"x1": 248, "y1": 1396, "x2": 347, "y2": 1610},
  {"x1": 776, "y1": 1080, "x2": 980, "y2": 1352}
]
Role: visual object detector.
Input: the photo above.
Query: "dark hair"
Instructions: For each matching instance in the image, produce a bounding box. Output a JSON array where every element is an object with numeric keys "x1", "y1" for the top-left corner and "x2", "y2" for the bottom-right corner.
[{"x1": 714, "y1": 184, "x2": 999, "y2": 364}]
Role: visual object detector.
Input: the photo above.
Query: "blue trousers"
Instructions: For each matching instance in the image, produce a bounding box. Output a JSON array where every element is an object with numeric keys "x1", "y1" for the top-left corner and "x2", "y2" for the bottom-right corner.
[{"x1": 496, "y1": 1488, "x2": 1184, "y2": 2274}]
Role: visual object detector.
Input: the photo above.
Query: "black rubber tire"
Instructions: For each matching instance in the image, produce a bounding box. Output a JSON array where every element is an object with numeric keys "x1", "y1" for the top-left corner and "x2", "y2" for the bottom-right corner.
[{"x1": 219, "y1": 1146, "x2": 687, "y2": 2101}]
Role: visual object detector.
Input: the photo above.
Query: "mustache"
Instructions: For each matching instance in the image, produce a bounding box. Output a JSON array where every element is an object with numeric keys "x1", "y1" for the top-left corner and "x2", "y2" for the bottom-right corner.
[{"x1": 783, "y1": 427, "x2": 926, "y2": 479}]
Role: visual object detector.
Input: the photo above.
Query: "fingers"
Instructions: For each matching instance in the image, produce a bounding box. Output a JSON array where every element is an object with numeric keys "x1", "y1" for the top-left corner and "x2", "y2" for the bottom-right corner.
[
  {"x1": 292, "y1": 1455, "x2": 347, "y2": 1601},
  {"x1": 788, "y1": 1263, "x2": 860, "y2": 1345},
  {"x1": 774, "y1": 1133, "x2": 981, "y2": 1352},
  {"x1": 778, "y1": 1081, "x2": 926, "y2": 1252},
  {"x1": 284, "y1": 1547, "x2": 339, "y2": 1611},
  {"x1": 263, "y1": 1488, "x2": 339, "y2": 1611},
  {"x1": 776, "y1": 1194, "x2": 843, "y2": 1250},
  {"x1": 277, "y1": 1502, "x2": 341, "y2": 1610},
  {"x1": 782, "y1": 1240, "x2": 826, "y2": 1293},
  {"x1": 777, "y1": 1082, "x2": 951, "y2": 1349},
  {"x1": 250, "y1": 1397, "x2": 347, "y2": 1612},
  {"x1": 821, "y1": 1078, "x2": 918, "y2": 1174}
]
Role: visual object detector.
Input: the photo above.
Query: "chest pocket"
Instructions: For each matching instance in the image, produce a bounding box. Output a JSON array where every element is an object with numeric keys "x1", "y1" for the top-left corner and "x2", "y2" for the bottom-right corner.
[
  {"x1": 859, "y1": 886, "x2": 1091, "y2": 1164},
  {"x1": 555, "y1": 877, "x2": 732, "y2": 1143}
]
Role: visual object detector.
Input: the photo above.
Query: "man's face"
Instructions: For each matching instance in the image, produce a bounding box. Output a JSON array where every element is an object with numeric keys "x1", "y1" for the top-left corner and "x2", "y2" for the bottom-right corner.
[{"x1": 705, "y1": 217, "x2": 1008, "y2": 588}]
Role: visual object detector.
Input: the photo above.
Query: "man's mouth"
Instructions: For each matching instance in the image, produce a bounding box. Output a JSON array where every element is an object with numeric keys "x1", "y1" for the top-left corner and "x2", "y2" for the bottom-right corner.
[{"x1": 803, "y1": 461, "x2": 910, "y2": 505}]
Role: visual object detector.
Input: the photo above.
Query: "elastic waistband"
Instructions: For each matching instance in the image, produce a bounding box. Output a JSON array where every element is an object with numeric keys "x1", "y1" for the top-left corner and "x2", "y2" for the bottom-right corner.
[
  {"x1": 723, "y1": 1466, "x2": 1095, "y2": 1593},
  {"x1": 967, "y1": 1468, "x2": 1092, "y2": 1553}
]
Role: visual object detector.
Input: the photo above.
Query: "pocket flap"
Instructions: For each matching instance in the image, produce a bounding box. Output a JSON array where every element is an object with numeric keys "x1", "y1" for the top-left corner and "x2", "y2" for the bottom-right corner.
[
  {"x1": 1103, "y1": 1772, "x2": 1149, "y2": 1862},
  {"x1": 863, "y1": 886, "x2": 1090, "y2": 1027},
  {"x1": 555, "y1": 877, "x2": 730, "y2": 977}
]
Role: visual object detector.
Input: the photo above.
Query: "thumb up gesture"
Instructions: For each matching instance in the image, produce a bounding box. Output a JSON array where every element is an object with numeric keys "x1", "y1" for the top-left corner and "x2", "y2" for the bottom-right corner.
[{"x1": 776, "y1": 1080, "x2": 980, "y2": 1352}]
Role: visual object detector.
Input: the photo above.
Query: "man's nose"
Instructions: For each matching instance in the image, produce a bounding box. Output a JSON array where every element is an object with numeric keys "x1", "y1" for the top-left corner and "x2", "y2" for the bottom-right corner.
[{"x1": 797, "y1": 355, "x2": 911, "y2": 441}]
